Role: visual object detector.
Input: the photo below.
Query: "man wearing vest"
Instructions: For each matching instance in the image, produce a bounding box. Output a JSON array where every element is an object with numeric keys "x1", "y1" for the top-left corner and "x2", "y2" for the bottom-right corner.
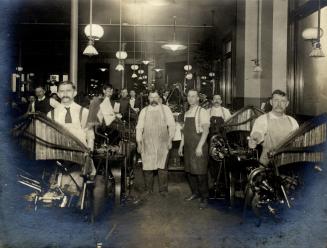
[
  {"x1": 178, "y1": 89, "x2": 210, "y2": 209},
  {"x1": 136, "y1": 90, "x2": 175, "y2": 198},
  {"x1": 47, "y1": 81, "x2": 96, "y2": 196},
  {"x1": 47, "y1": 81, "x2": 94, "y2": 151},
  {"x1": 249, "y1": 89, "x2": 299, "y2": 166},
  {"x1": 34, "y1": 86, "x2": 59, "y2": 114}
]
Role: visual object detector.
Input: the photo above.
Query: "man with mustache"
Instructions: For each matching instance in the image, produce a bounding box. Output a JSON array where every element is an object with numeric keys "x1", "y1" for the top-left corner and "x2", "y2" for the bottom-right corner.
[
  {"x1": 208, "y1": 94, "x2": 231, "y2": 121},
  {"x1": 47, "y1": 81, "x2": 96, "y2": 196},
  {"x1": 249, "y1": 89, "x2": 299, "y2": 165},
  {"x1": 47, "y1": 81, "x2": 94, "y2": 150},
  {"x1": 136, "y1": 90, "x2": 175, "y2": 197}
]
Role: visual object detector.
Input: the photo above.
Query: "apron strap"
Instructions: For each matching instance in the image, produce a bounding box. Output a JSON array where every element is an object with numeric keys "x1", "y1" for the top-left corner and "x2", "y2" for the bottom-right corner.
[
  {"x1": 79, "y1": 107, "x2": 84, "y2": 123},
  {"x1": 222, "y1": 107, "x2": 226, "y2": 120},
  {"x1": 266, "y1": 113, "x2": 276, "y2": 149},
  {"x1": 51, "y1": 109, "x2": 55, "y2": 120}
]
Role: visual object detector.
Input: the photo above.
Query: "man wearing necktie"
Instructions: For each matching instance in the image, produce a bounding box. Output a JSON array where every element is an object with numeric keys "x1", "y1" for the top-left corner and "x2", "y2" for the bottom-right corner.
[
  {"x1": 47, "y1": 81, "x2": 94, "y2": 151},
  {"x1": 46, "y1": 81, "x2": 96, "y2": 197}
]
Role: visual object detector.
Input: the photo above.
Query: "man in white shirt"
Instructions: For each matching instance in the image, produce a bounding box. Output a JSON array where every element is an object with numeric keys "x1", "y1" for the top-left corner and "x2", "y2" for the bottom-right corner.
[
  {"x1": 47, "y1": 81, "x2": 96, "y2": 193},
  {"x1": 178, "y1": 89, "x2": 210, "y2": 209},
  {"x1": 97, "y1": 84, "x2": 122, "y2": 126},
  {"x1": 208, "y1": 94, "x2": 231, "y2": 120},
  {"x1": 249, "y1": 89, "x2": 299, "y2": 165},
  {"x1": 136, "y1": 90, "x2": 175, "y2": 197},
  {"x1": 47, "y1": 81, "x2": 94, "y2": 151}
]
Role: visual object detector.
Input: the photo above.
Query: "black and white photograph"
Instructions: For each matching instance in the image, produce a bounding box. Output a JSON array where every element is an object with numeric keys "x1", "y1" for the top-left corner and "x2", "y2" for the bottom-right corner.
[{"x1": 0, "y1": 0, "x2": 327, "y2": 247}]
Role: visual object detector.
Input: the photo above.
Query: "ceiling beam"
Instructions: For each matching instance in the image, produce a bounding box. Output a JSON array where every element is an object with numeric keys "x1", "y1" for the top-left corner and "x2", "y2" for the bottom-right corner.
[
  {"x1": 290, "y1": 0, "x2": 327, "y2": 22},
  {"x1": 18, "y1": 22, "x2": 215, "y2": 29}
]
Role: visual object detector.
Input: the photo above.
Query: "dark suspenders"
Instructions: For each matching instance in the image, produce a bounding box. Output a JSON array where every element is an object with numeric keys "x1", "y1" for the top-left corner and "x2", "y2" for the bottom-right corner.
[{"x1": 50, "y1": 106, "x2": 84, "y2": 123}]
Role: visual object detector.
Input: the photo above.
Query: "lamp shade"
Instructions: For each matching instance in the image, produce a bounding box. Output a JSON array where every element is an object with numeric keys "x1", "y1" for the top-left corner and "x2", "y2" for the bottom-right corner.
[
  {"x1": 138, "y1": 69, "x2": 145, "y2": 74},
  {"x1": 83, "y1": 44, "x2": 98, "y2": 56},
  {"x1": 116, "y1": 51, "x2": 128, "y2": 60},
  {"x1": 253, "y1": 65, "x2": 263, "y2": 72},
  {"x1": 184, "y1": 65, "x2": 192, "y2": 71},
  {"x1": 115, "y1": 63, "x2": 124, "y2": 71},
  {"x1": 200, "y1": 76, "x2": 207, "y2": 80},
  {"x1": 161, "y1": 43, "x2": 187, "y2": 52},
  {"x1": 84, "y1": 24, "x2": 104, "y2": 40},
  {"x1": 131, "y1": 73, "x2": 138, "y2": 78},
  {"x1": 309, "y1": 42, "x2": 325, "y2": 57},
  {"x1": 302, "y1": 28, "x2": 324, "y2": 40},
  {"x1": 142, "y1": 60, "x2": 151, "y2": 65},
  {"x1": 185, "y1": 73, "x2": 193, "y2": 80},
  {"x1": 131, "y1": 64, "x2": 139, "y2": 70},
  {"x1": 209, "y1": 72, "x2": 215, "y2": 77}
]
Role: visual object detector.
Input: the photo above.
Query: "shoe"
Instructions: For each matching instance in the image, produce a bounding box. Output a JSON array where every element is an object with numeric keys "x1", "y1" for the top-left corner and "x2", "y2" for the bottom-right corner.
[
  {"x1": 184, "y1": 194, "x2": 199, "y2": 201},
  {"x1": 199, "y1": 199, "x2": 208, "y2": 209},
  {"x1": 159, "y1": 191, "x2": 168, "y2": 197}
]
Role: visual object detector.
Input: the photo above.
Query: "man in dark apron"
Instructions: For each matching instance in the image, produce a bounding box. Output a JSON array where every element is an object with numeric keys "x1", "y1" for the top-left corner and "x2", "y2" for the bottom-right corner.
[
  {"x1": 178, "y1": 89, "x2": 210, "y2": 209},
  {"x1": 249, "y1": 89, "x2": 299, "y2": 165},
  {"x1": 207, "y1": 94, "x2": 232, "y2": 189}
]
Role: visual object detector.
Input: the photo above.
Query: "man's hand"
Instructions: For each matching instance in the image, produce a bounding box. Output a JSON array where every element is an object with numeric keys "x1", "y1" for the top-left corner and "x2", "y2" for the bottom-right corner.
[
  {"x1": 178, "y1": 146, "x2": 183, "y2": 156},
  {"x1": 116, "y1": 113, "x2": 123, "y2": 119},
  {"x1": 167, "y1": 140, "x2": 172, "y2": 150},
  {"x1": 134, "y1": 108, "x2": 140, "y2": 113},
  {"x1": 195, "y1": 145, "x2": 203, "y2": 157},
  {"x1": 248, "y1": 132, "x2": 262, "y2": 149},
  {"x1": 137, "y1": 142, "x2": 143, "y2": 154}
]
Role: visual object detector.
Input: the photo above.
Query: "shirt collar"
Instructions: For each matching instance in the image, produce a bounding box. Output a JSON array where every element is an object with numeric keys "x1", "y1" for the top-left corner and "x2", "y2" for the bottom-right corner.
[
  {"x1": 59, "y1": 101, "x2": 77, "y2": 109},
  {"x1": 38, "y1": 96, "x2": 46, "y2": 101},
  {"x1": 269, "y1": 111, "x2": 286, "y2": 119}
]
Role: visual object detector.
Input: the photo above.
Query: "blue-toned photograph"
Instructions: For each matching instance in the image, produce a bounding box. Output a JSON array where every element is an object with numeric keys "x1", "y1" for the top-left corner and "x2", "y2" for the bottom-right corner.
[{"x1": 1, "y1": 0, "x2": 327, "y2": 247}]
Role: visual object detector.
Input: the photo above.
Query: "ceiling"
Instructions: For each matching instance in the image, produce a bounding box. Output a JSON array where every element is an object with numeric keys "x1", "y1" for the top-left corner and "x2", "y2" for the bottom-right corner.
[{"x1": 14, "y1": 0, "x2": 237, "y2": 60}]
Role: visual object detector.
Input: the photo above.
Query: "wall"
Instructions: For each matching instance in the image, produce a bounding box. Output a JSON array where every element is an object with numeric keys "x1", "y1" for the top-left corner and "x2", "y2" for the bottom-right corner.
[
  {"x1": 234, "y1": 0, "x2": 288, "y2": 109},
  {"x1": 296, "y1": 7, "x2": 327, "y2": 115}
]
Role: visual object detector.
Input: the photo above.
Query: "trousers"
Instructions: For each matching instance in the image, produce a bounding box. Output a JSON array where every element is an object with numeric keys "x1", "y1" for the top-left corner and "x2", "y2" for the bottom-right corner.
[
  {"x1": 187, "y1": 173, "x2": 209, "y2": 199},
  {"x1": 143, "y1": 169, "x2": 168, "y2": 192}
]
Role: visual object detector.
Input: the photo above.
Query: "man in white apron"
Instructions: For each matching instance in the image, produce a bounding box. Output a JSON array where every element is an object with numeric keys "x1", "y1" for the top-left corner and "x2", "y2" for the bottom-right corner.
[
  {"x1": 249, "y1": 89, "x2": 299, "y2": 165},
  {"x1": 136, "y1": 91, "x2": 175, "y2": 197}
]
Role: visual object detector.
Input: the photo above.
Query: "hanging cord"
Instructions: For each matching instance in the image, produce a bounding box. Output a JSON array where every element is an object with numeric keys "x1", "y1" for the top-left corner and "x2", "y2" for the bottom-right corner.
[
  {"x1": 90, "y1": 0, "x2": 93, "y2": 39},
  {"x1": 133, "y1": 0, "x2": 136, "y2": 65},
  {"x1": 173, "y1": 16, "x2": 177, "y2": 41},
  {"x1": 187, "y1": 1, "x2": 190, "y2": 65},
  {"x1": 119, "y1": 0, "x2": 122, "y2": 52},
  {"x1": 318, "y1": 0, "x2": 321, "y2": 42},
  {"x1": 256, "y1": 0, "x2": 260, "y2": 65}
]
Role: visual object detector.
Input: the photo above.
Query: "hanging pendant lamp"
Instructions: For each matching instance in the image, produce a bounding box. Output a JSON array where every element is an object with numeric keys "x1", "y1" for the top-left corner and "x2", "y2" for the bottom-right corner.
[
  {"x1": 83, "y1": 0, "x2": 99, "y2": 56},
  {"x1": 115, "y1": 0, "x2": 127, "y2": 67},
  {"x1": 252, "y1": 0, "x2": 262, "y2": 72},
  {"x1": 162, "y1": 16, "x2": 187, "y2": 52},
  {"x1": 310, "y1": 0, "x2": 325, "y2": 57}
]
